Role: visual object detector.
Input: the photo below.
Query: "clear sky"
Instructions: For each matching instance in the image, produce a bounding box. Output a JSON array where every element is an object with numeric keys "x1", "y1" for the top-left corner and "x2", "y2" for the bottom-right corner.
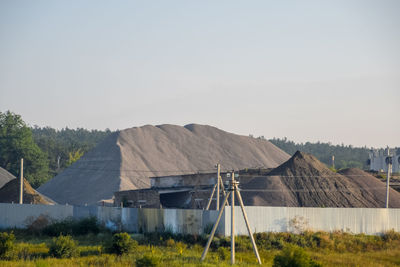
[{"x1": 0, "y1": 0, "x2": 399, "y2": 148}]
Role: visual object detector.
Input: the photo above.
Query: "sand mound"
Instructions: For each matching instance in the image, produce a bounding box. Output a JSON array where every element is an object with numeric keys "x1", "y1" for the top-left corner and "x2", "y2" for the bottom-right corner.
[
  {"x1": 240, "y1": 151, "x2": 400, "y2": 208},
  {"x1": 38, "y1": 124, "x2": 290, "y2": 205},
  {"x1": 0, "y1": 167, "x2": 15, "y2": 189},
  {"x1": 0, "y1": 178, "x2": 55, "y2": 205}
]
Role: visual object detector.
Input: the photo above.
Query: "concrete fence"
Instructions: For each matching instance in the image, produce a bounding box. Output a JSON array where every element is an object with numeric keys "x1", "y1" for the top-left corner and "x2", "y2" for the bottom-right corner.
[{"x1": 0, "y1": 203, "x2": 399, "y2": 235}]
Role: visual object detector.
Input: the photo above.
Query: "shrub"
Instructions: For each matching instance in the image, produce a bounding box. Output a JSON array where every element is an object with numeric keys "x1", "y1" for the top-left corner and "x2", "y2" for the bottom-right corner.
[
  {"x1": 273, "y1": 245, "x2": 321, "y2": 267},
  {"x1": 25, "y1": 214, "x2": 51, "y2": 234},
  {"x1": 43, "y1": 218, "x2": 74, "y2": 236},
  {"x1": 72, "y1": 217, "x2": 101, "y2": 235},
  {"x1": 105, "y1": 232, "x2": 137, "y2": 255},
  {"x1": 382, "y1": 229, "x2": 400, "y2": 242},
  {"x1": 0, "y1": 232, "x2": 15, "y2": 260},
  {"x1": 135, "y1": 254, "x2": 159, "y2": 267},
  {"x1": 42, "y1": 217, "x2": 104, "y2": 236},
  {"x1": 48, "y1": 235, "x2": 79, "y2": 258}
]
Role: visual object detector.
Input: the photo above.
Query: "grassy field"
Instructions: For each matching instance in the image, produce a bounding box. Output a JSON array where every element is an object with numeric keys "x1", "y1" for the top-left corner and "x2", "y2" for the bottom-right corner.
[{"x1": 1, "y1": 229, "x2": 400, "y2": 266}]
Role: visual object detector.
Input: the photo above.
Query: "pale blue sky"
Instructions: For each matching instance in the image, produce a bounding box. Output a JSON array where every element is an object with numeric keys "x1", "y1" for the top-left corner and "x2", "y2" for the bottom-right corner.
[{"x1": 0, "y1": 0, "x2": 399, "y2": 147}]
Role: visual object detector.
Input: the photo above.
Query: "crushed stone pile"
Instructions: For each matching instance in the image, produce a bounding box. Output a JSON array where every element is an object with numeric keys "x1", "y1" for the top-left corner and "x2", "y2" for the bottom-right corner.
[
  {"x1": 338, "y1": 168, "x2": 400, "y2": 208},
  {"x1": 0, "y1": 178, "x2": 55, "y2": 205},
  {"x1": 0, "y1": 167, "x2": 15, "y2": 189},
  {"x1": 38, "y1": 124, "x2": 290, "y2": 205},
  {"x1": 240, "y1": 151, "x2": 400, "y2": 208}
]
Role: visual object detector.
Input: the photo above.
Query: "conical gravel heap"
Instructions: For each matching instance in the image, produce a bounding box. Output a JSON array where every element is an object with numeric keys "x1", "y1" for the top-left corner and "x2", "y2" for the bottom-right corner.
[
  {"x1": 0, "y1": 178, "x2": 55, "y2": 205},
  {"x1": 241, "y1": 151, "x2": 400, "y2": 208},
  {"x1": 0, "y1": 167, "x2": 15, "y2": 189}
]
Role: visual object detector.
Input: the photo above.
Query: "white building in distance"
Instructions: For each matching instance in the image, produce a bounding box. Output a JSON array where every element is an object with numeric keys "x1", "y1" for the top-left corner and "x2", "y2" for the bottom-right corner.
[{"x1": 368, "y1": 148, "x2": 400, "y2": 173}]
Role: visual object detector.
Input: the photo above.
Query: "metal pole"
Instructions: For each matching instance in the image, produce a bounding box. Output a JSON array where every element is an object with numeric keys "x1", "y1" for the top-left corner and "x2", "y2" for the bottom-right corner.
[
  {"x1": 386, "y1": 149, "x2": 391, "y2": 208},
  {"x1": 19, "y1": 158, "x2": 23, "y2": 204},
  {"x1": 216, "y1": 163, "x2": 220, "y2": 210},
  {"x1": 201, "y1": 191, "x2": 231, "y2": 261},
  {"x1": 231, "y1": 171, "x2": 235, "y2": 265},
  {"x1": 235, "y1": 184, "x2": 262, "y2": 264},
  {"x1": 205, "y1": 183, "x2": 217, "y2": 210}
]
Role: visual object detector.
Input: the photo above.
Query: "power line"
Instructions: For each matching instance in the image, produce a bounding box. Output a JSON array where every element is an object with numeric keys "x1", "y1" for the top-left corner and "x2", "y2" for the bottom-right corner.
[
  {"x1": 63, "y1": 166, "x2": 382, "y2": 178},
  {"x1": 190, "y1": 185, "x2": 390, "y2": 193}
]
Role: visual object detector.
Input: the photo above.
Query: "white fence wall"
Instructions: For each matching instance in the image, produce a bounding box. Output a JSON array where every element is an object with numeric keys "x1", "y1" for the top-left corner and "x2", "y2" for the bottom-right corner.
[
  {"x1": 0, "y1": 203, "x2": 73, "y2": 228},
  {"x1": 224, "y1": 206, "x2": 400, "y2": 235},
  {"x1": 0, "y1": 203, "x2": 219, "y2": 235},
  {"x1": 1, "y1": 203, "x2": 399, "y2": 236}
]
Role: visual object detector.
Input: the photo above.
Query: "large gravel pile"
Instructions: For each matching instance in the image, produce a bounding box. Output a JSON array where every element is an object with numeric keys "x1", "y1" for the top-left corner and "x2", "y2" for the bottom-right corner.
[
  {"x1": 0, "y1": 178, "x2": 55, "y2": 205},
  {"x1": 38, "y1": 124, "x2": 290, "y2": 205},
  {"x1": 0, "y1": 167, "x2": 15, "y2": 189},
  {"x1": 240, "y1": 151, "x2": 400, "y2": 208}
]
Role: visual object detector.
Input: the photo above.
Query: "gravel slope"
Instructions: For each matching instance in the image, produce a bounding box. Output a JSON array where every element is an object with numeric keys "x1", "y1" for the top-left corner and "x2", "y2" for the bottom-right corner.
[
  {"x1": 38, "y1": 124, "x2": 290, "y2": 205},
  {"x1": 0, "y1": 167, "x2": 15, "y2": 189},
  {"x1": 0, "y1": 178, "x2": 55, "y2": 205},
  {"x1": 240, "y1": 151, "x2": 400, "y2": 208}
]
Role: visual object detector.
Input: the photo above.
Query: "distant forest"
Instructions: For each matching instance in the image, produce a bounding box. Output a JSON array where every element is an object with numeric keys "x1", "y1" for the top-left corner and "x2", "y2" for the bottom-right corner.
[
  {"x1": 31, "y1": 127, "x2": 113, "y2": 179},
  {"x1": 269, "y1": 137, "x2": 370, "y2": 170}
]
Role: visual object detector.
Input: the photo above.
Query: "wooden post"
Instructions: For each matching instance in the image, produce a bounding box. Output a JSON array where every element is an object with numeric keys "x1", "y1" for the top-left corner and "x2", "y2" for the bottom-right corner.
[
  {"x1": 205, "y1": 183, "x2": 217, "y2": 210},
  {"x1": 216, "y1": 163, "x2": 220, "y2": 210},
  {"x1": 19, "y1": 158, "x2": 23, "y2": 204},
  {"x1": 201, "y1": 191, "x2": 231, "y2": 261},
  {"x1": 235, "y1": 184, "x2": 262, "y2": 264},
  {"x1": 231, "y1": 171, "x2": 235, "y2": 265}
]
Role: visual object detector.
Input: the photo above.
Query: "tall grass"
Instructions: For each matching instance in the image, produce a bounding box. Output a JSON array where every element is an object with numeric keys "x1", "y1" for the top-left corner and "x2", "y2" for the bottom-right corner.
[{"x1": 0, "y1": 229, "x2": 399, "y2": 266}]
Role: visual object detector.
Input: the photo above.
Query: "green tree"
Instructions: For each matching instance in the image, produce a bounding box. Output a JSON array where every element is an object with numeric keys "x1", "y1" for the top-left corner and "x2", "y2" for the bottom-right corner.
[
  {"x1": 32, "y1": 126, "x2": 112, "y2": 177},
  {"x1": 0, "y1": 111, "x2": 49, "y2": 188},
  {"x1": 66, "y1": 149, "x2": 84, "y2": 166},
  {"x1": 269, "y1": 137, "x2": 373, "y2": 170}
]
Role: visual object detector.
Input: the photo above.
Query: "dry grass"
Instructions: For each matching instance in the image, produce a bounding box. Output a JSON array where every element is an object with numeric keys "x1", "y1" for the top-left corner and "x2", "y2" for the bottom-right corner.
[{"x1": 1, "y1": 231, "x2": 400, "y2": 266}]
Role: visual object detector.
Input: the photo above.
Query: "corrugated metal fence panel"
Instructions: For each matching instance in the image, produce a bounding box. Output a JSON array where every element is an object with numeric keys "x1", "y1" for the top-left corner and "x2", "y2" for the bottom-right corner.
[
  {"x1": 73, "y1": 206, "x2": 98, "y2": 219},
  {"x1": 137, "y1": 208, "x2": 164, "y2": 233},
  {"x1": 202, "y1": 209, "x2": 225, "y2": 235},
  {"x1": 121, "y1": 208, "x2": 138, "y2": 232},
  {"x1": 1, "y1": 203, "x2": 399, "y2": 235},
  {"x1": 97, "y1": 206, "x2": 122, "y2": 226},
  {"x1": 389, "y1": 209, "x2": 400, "y2": 231},
  {"x1": 223, "y1": 206, "x2": 400, "y2": 235},
  {"x1": 0, "y1": 203, "x2": 73, "y2": 229},
  {"x1": 164, "y1": 209, "x2": 204, "y2": 235}
]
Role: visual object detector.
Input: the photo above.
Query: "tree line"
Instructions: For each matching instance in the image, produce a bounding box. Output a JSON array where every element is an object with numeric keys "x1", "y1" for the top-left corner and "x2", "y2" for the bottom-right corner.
[
  {"x1": 0, "y1": 111, "x2": 112, "y2": 188},
  {"x1": 269, "y1": 137, "x2": 370, "y2": 170}
]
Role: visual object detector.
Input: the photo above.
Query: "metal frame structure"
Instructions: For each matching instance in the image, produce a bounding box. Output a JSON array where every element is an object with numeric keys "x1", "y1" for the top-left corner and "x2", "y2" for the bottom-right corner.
[{"x1": 201, "y1": 170, "x2": 262, "y2": 265}]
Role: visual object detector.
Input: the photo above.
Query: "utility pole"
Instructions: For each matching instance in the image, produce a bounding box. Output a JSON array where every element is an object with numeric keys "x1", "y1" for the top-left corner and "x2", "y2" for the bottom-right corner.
[
  {"x1": 201, "y1": 170, "x2": 262, "y2": 265},
  {"x1": 19, "y1": 158, "x2": 23, "y2": 204},
  {"x1": 332, "y1": 155, "x2": 335, "y2": 169},
  {"x1": 216, "y1": 163, "x2": 220, "y2": 210},
  {"x1": 230, "y1": 171, "x2": 235, "y2": 265},
  {"x1": 385, "y1": 148, "x2": 392, "y2": 208},
  {"x1": 206, "y1": 163, "x2": 225, "y2": 211}
]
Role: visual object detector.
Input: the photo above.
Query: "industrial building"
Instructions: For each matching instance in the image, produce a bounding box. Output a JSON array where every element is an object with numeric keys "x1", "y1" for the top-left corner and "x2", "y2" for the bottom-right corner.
[{"x1": 368, "y1": 148, "x2": 400, "y2": 173}]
